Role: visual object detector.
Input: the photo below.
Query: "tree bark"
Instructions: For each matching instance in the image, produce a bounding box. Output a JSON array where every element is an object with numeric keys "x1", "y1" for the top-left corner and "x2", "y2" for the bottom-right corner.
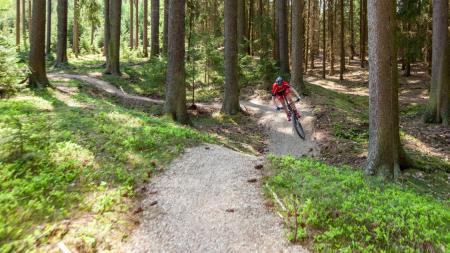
[
  {"x1": 151, "y1": 0, "x2": 160, "y2": 57},
  {"x1": 143, "y1": 0, "x2": 148, "y2": 56},
  {"x1": 424, "y1": 0, "x2": 449, "y2": 125},
  {"x1": 55, "y1": 0, "x2": 68, "y2": 67},
  {"x1": 248, "y1": 0, "x2": 254, "y2": 55},
  {"x1": 73, "y1": 0, "x2": 79, "y2": 56},
  {"x1": 305, "y1": 0, "x2": 311, "y2": 73},
  {"x1": 359, "y1": 0, "x2": 363, "y2": 67},
  {"x1": 106, "y1": 0, "x2": 122, "y2": 76},
  {"x1": 46, "y1": 0, "x2": 51, "y2": 55},
  {"x1": 22, "y1": 0, "x2": 26, "y2": 49},
  {"x1": 130, "y1": 0, "x2": 134, "y2": 49},
  {"x1": 16, "y1": 0, "x2": 21, "y2": 51},
  {"x1": 349, "y1": 0, "x2": 355, "y2": 60},
  {"x1": 222, "y1": 0, "x2": 241, "y2": 115},
  {"x1": 322, "y1": 0, "x2": 326, "y2": 78},
  {"x1": 163, "y1": 0, "x2": 168, "y2": 55},
  {"x1": 272, "y1": 1, "x2": 280, "y2": 62},
  {"x1": 237, "y1": 0, "x2": 247, "y2": 48},
  {"x1": 291, "y1": 0, "x2": 305, "y2": 93},
  {"x1": 339, "y1": 0, "x2": 344, "y2": 80},
  {"x1": 29, "y1": 0, "x2": 49, "y2": 88},
  {"x1": 135, "y1": 0, "x2": 139, "y2": 49},
  {"x1": 277, "y1": 0, "x2": 290, "y2": 75},
  {"x1": 104, "y1": 0, "x2": 110, "y2": 64},
  {"x1": 328, "y1": 0, "x2": 335, "y2": 76},
  {"x1": 310, "y1": 0, "x2": 317, "y2": 69},
  {"x1": 28, "y1": 0, "x2": 31, "y2": 45},
  {"x1": 366, "y1": 0, "x2": 409, "y2": 179},
  {"x1": 165, "y1": 0, "x2": 189, "y2": 124}
]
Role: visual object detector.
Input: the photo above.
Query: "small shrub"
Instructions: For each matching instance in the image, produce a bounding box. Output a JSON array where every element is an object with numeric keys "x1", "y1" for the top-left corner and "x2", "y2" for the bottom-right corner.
[{"x1": 0, "y1": 35, "x2": 24, "y2": 98}]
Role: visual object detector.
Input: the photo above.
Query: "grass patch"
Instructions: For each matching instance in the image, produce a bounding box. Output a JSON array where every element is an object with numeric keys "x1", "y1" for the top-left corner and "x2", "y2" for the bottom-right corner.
[
  {"x1": 266, "y1": 156, "x2": 450, "y2": 252},
  {"x1": 306, "y1": 82, "x2": 368, "y2": 145},
  {"x1": 0, "y1": 86, "x2": 209, "y2": 251}
]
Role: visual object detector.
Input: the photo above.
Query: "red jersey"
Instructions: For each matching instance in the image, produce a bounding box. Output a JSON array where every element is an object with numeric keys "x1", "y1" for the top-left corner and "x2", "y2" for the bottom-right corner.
[{"x1": 272, "y1": 81, "x2": 290, "y2": 97}]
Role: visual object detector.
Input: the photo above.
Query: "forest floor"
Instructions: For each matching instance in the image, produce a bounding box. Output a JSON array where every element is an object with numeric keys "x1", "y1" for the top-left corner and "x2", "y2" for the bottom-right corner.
[
  {"x1": 305, "y1": 59, "x2": 449, "y2": 199},
  {"x1": 49, "y1": 72, "x2": 316, "y2": 252},
  {"x1": 44, "y1": 57, "x2": 449, "y2": 252},
  {"x1": 4, "y1": 55, "x2": 447, "y2": 252}
]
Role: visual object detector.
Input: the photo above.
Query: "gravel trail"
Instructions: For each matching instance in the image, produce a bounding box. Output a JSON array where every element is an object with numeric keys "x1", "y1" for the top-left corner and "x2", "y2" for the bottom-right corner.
[
  {"x1": 243, "y1": 98, "x2": 319, "y2": 157},
  {"x1": 48, "y1": 74, "x2": 315, "y2": 252},
  {"x1": 126, "y1": 97, "x2": 317, "y2": 252},
  {"x1": 125, "y1": 145, "x2": 308, "y2": 253}
]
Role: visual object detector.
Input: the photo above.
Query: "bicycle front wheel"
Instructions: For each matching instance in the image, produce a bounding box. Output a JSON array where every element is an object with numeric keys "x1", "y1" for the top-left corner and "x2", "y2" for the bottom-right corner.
[{"x1": 292, "y1": 114, "x2": 306, "y2": 140}]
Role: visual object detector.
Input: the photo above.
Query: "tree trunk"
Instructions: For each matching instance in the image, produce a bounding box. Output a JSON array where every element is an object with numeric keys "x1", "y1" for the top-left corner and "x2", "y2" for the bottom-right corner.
[
  {"x1": 130, "y1": 0, "x2": 133, "y2": 49},
  {"x1": 304, "y1": 0, "x2": 312, "y2": 73},
  {"x1": 73, "y1": 0, "x2": 79, "y2": 56},
  {"x1": 237, "y1": 0, "x2": 246, "y2": 48},
  {"x1": 135, "y1": 0, "x2": 139, "y2": 49},
  {"x1": 165, "y1": 0, "x2": 189, "y2": 123},
  {"x1": 46, "y1": 0, "x2": 51, "y2": 55},
  {"x1": 248, "y1": 0, "x2": 254, "y2": 55},
  {"x1": 291, "y1": 0, "x2": 305, "y2": 93},
  {"x1": 272, "y1": 1, "x2": 280, "y2": 62},
  {"x1": 222, "y1": 0, "x2": 241, "y2": 115},
  {"x1": 310, "y1": 0, "x2": 316, "y2": 69},
  {"x1": 163, "y1": 0, "x2": 168, "y2": 55},
  {"x1": 329, "y1": 0, "x2": 335, "y2": 76},
  {"x1": 277, "y1": 0, "x2": 289, "y2": 75},
  {"x1": 425, "y1": 3, "x2": 432, "y2": 75},
  {"x1": 16, "y1": 0, "x2": 21, "y2": 51},
  {"x1": 339, "y1": 0, "x2": 344, "y2": 80},
  {"x1": 424, "y1": 0, "x2": 449, "y2": 125},
  {"x1": 28, "y1": 0, "x2": 31, "y2": 45},
  {"x1": 104, "y1": 0, "x2": 110, "y2": 63},
  {"x1": 359, "y1": 0, "x2": 364, "y2": 67},
  {"x1": 322, "y1": 0, "x2": 326, "y2": 79},
  {"x1": 22, "y1": 0, "x2": 26, "y2": 48},
  {"x1": 143, "y1": 0, "x2": 148, "y2": 56},
  {"x1": 106, "y1": 0, "x2": 122, "y2": 76},
  {"x1": 55, "y1": 0, "x2": 68, "y2": 67},
  {"x1": 151, "y1": 0, "x2": 160, "y2": 57},
  {"x1": 29, "y1": 0, "x2": 49, "y2": 88},
  {"x1": 349, "y1": 0, "x2": 355, "y2": 60},
  {"x1": 366, "y1": 0, "x2": 409, "y2": 179}
]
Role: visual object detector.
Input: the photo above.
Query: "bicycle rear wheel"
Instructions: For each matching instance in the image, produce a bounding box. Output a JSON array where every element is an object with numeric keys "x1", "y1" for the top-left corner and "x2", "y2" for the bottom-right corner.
[{"x1": 292, "y1": 114, "x2": 306, "y2": 140}]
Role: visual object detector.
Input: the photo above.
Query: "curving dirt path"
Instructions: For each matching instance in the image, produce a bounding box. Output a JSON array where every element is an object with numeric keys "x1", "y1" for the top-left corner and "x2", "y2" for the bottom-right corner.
[
  {"x1": 243, "y1": 98, "x2": 320, "y2": 158},
  {"x1": 49, "y1": 73, "x2": 316, "y2": 252},
  {"x1": 48, "y1": 73, "x2": 163, "y2": 108}
]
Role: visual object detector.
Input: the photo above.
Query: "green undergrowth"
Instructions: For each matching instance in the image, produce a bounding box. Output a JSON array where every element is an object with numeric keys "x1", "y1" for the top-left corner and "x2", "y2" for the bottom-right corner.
[
  {"x1": 0, "y1": 86, "x2": 209, "y2": 251},
  {"x1": 306, "y1": 81, "x2": 368, "y2": 146},
  {"x1": 266, "y1": 156, "x2": 450, "y2": 253},
  {"x1": 52, "y1": 53, "x2": 277, "y2": 103}
]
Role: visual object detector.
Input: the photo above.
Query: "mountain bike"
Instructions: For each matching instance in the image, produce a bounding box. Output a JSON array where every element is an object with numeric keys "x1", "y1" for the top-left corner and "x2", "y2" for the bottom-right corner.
[{"x1": 279, "y1": 96, "x2": 305, "y2": 140}]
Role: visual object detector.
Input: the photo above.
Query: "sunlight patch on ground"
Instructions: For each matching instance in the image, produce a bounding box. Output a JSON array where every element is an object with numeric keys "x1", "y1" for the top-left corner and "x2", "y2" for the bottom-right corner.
[
  {"x1": 14, "y1": 95, "x2": 55, "y2": 111},
  {"x1": 402, "y1": 132, "x2": 449, "y2": 160},
  {"x1": 106, "y1": 111, "x2": 145, "y2": 128},
  {"x1": 53, "y1": 89, "x2": 94, "y2": 109},
  {"x1": 51, "y1": 141, "x2": 95, "y2": 168},
  {"x1": 305, "y1": 76, "x2": 369, "y2": 96}
]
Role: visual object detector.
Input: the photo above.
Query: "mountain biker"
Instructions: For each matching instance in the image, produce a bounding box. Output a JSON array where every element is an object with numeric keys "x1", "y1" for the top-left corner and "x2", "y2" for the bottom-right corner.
[{"x1": 272, "y1": 76, "x2": 301, "y2": 121}]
